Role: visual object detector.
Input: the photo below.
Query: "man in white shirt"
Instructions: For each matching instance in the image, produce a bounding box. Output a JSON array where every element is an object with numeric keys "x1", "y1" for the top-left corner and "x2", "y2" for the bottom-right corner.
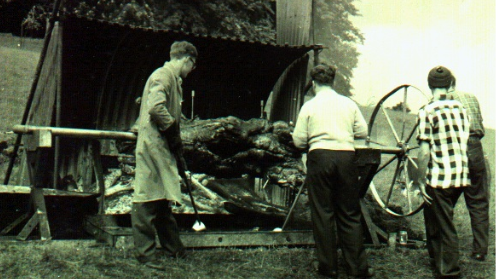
[{"x1": 293, "y1": 64, "x2": 372, "y2": 278}]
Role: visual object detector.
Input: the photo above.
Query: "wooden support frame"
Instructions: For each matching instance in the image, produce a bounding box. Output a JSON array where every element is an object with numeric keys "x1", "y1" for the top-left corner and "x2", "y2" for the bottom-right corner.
[{"x1": 11, "y1": 149, "x2": 54, "y2": 241}]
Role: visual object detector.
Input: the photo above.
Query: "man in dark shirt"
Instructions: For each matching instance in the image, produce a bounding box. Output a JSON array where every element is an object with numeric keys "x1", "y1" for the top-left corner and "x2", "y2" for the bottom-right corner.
[{"x1": 450, "y1": 77, "x2": 489, "y2": 261}]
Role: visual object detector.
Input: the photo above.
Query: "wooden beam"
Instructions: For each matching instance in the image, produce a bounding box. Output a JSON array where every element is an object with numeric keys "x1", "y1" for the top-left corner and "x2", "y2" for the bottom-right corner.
[{"x1": 0, "y1": 185, "x2": 97, "y2": 197}]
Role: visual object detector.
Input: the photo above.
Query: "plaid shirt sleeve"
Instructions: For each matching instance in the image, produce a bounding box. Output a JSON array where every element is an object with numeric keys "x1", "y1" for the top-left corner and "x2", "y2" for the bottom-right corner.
[
  {"x1": 453, "y1": 91, "x2": 485, "y2": 138},
  {"x1": 416, "y1": 107, "x2": 431, "y2": 143}
]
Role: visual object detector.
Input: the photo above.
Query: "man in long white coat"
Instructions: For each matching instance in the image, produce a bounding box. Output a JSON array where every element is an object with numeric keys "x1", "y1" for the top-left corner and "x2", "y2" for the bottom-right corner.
[{"x1": 132, "y1": 41, "x2": 197, "y2": 270}]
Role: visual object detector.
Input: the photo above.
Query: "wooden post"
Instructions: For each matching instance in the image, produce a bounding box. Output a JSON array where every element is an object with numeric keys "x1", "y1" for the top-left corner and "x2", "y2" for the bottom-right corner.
[
  {"x1": 91, "y1": 141, "x2": 106, "y2": 214},
  {"x1": 16, "y1": 147, "x2": 53, "y2": 241}
]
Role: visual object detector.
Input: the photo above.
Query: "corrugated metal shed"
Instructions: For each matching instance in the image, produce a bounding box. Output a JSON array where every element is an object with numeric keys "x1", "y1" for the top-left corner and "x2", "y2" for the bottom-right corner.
[
  {"x1": 60, "y1": 16, "x2": 313, "y2": 131},
  {"x1": 13, "y1": 15, "x2": 315, "y2": 189}
]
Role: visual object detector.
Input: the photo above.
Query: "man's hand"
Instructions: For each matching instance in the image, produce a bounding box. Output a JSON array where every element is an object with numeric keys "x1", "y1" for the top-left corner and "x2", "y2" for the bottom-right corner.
[
  {"x1": 162, "y1": 121, "x2": 183, "y2": 153},
  {"x1": 418, "y1": 182, "x2": 433, "y2": 205}
]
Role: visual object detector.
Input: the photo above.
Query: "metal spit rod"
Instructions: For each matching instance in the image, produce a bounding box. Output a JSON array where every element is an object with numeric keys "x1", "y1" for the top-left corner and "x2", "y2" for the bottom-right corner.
[
  {"x1": 12, "y1": 125, "x2": 137, "y2": 141},
  {"x1": 12, "y1": 126, "x2": 405, "y2": 155}
]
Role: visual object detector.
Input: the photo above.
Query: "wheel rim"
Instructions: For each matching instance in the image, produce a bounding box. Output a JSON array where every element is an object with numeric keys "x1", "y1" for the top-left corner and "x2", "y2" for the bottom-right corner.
[{"x1": 367, "y1": 85, "x2": 430, "y2": 217}]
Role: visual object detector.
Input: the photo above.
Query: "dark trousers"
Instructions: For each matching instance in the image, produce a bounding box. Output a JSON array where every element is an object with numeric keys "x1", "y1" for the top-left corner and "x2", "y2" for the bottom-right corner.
[
  {"x1": 464, "y1": 138, "x2": 489, "y2": 255},
  {"x1": 424, "y1": 186, "x2": 463, "y2": 277},
  {"x1": 306, "y1": 149, "x2": 368, "y2": 276},
  {"x1": 131, "y1": 200, "x2": 184, "y2": 262}
]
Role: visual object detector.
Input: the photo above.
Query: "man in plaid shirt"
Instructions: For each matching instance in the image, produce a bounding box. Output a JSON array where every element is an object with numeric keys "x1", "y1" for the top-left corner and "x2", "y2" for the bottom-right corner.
[
  {"x1": 417, "y1": 66, "x2": 470, "y2": 278},
  {"x1": 450, "y1": 77, "x2": 489, "y2": 262}
]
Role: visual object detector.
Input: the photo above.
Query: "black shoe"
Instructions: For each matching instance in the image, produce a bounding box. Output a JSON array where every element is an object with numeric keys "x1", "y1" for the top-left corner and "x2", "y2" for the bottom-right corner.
[
  {"x1": 311, "y1": 260, "x2": 337, "y2": 278},
  {"x1": 471, "y1": 253, "x2": 486, "y2": 261},
  {"x1": 348, "y1": 267, "x2": 375, "y2": 278},
  {"x1": 143, "y1": 260, "x2": 165, "y2": 271}
]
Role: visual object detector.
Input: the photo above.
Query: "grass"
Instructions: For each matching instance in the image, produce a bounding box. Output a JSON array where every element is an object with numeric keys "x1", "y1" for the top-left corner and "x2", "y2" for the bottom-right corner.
[
  {"x1": 0, "y1": 32, "x2": 494, "y2": 278},
  {"x1": 0, "y1": 239, "x2": 493, "y2": 278},
  {"x1": 0, "y1": 33, "x2": 41, "y2": 138}
]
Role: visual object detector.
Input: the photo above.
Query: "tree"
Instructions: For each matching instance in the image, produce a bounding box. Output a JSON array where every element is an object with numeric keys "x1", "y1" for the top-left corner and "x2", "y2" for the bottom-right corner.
[
  {"x1": 313, "y1": 0, "x2": 364, "y2": 96},
  {"x1": 391, "y1": 102, "x2": 411, "y2": 113},
  {"x1": 61, "y1": 0, "x2": 276, "y2": 43}
]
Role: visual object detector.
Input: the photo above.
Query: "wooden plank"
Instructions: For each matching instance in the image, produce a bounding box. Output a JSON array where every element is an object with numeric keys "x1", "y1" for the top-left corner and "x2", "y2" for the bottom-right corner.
[
  {"x1": 31, "y1": 187, "x2": 51, "y2": 240},
  {"x1": 16, "y1": 213, "x2": 39, "y2": 241},
  {"x1": 0, "y1": 213, "x2": 29, "y2": 235},
  {"x1": 87, "y1": 224, "x2": 315, "y2": 249},
  {"x1": 83, "y1": 214, "x2": 314, "y2": 248},
  {"x1": 91, "y1": 141, "x2": 106, "y2": 214},
  {"x1": 0, "y1": 185, "x2": 97, "y2": 197},
  {"x1": 360, "y1": 199, "x2": 387, "y2": 247},
  {"x1": 181, "y1": 230, "x2": 314, "y2": 248},
  {"x1": 27, "y1": 22, "x2": 61, "y2": 127}
]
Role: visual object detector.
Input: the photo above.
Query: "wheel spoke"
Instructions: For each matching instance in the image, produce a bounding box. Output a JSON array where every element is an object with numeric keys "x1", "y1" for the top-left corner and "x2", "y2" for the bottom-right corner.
[
  {"x1": 401, "y1": 87, "x2": 408, "y2": 140},
  {"x1": 407, "y1": 146, "x2": 419, "y2": 151},
  {"x1": 404, "y1": 160, "x2": 412, "y2": 212},
  {"x1": 376, "y1": 155, "x2": 397, "y2": 174},
  {"x1": 380, "y1": 104, "x2": 401, "y2": 143},
  {"x1": 407, "y1": 155, "x2": 418, "y2": 169},
  {"x1": 386, "y1": 160, "x2": 402, "y2": 207},
  {"x1": 405, "y1": 122, "x2": 419, "y2": 144}
]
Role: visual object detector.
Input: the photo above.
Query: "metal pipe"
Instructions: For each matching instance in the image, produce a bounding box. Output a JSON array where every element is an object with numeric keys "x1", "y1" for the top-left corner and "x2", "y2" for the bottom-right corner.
[
  {"x1": 191, "y1": 90, "x2": 195, "y2": 120},
  {"x1": 53, "y1": 27, "x2": 62, "y2": 189},
  {"x1": 13, "y1": 126, "x2": 404, "y2": 155},
  {"x1": 12, "y1": 125, "x2": 137, "y2": 141},
  {"x1": 355, "y1": 145, "x2": 402, "y2": 155}
]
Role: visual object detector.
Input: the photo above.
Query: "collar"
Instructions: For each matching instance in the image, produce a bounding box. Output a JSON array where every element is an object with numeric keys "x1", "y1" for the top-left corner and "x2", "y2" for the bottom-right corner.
[
  {"x1": 315, "y1": 86, "x2": 338, "y2": 97},
  {"x1": 163, "y1": 61, "x2": 183, "y2": 85},
  {"x1": 438, "y1": 93, "x2": 454, "y2": 101}
]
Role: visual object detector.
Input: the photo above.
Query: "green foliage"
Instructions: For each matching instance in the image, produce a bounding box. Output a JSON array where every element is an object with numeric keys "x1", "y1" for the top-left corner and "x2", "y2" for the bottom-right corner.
[
  {"x1": 22, "y1": 4, "x2": 49, "y2": 31},
  {"x1": 313, "y1": 0, "x2": 364, "y2": 96},
  {"x1": 60, "y1": 0, "x2": 276, "y2": 43}
]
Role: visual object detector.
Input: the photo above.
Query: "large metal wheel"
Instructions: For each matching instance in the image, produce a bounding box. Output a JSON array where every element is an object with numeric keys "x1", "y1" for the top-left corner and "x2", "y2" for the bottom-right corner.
[{"x1": 367, "y1": 85, "x2": 431, "y2": 216}]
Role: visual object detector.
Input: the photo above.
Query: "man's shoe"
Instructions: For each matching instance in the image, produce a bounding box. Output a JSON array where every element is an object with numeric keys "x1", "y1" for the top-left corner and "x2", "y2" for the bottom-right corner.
[
  {"x1": 471, "y1": 253, "x2": 486, "y2": 261},
  {"x1": 311, "y1": 260, "x2": 337, "y2": 278},
  {"x1": 348, "y1": 267, "x2": 375, "y2": 278},
  {"x1": 143, "y1": 260, "x2": 165, "y2": 271}
]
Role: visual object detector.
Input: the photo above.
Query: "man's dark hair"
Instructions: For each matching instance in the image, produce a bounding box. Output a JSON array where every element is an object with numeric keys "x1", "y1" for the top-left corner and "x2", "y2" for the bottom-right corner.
[
  {"x1": 170, "y1": 41, "x2": 198, "y2": 60},
  {"x1": 310, "y1": 64, "x2": 336, "y2": 86}
]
